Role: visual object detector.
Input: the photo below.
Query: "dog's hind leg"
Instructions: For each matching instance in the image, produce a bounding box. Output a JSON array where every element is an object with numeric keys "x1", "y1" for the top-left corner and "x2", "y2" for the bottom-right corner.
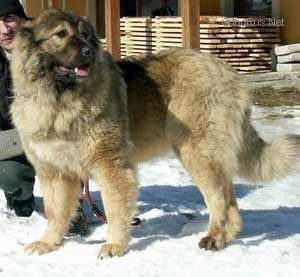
[
  {"x1": 90, "y1": 158, "x2": 139, "y2": 259},
  {"x1": 25, "y1": 168, "x2": 82, "y2": 255},
  {"x1": 174, "y1": 140, "x2": 242, "y2": 250}
]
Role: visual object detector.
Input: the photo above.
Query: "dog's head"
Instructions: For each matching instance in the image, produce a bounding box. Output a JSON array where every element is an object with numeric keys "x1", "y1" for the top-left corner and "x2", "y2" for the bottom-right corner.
[{"x1": 14, "y1": 9, "x2": 100, "y2": 85}]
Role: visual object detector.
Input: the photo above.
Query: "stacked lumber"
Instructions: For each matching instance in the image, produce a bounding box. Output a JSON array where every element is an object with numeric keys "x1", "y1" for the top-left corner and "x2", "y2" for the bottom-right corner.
[
  {"x1": 120, "y1": 17, "x2": 156, "y2": 57},
  {"x1": 153, "y1": 17, "x2": 183, "y2": 52},
  {"x1": 199, "y1": 16, "x2": 280, "y2": 73},
  {"x1": 275, "y1": 43, "x2": 300, "y2": 72},
  {"x1": 108, "y1": 16, "x2": 281, "y2": 73}
]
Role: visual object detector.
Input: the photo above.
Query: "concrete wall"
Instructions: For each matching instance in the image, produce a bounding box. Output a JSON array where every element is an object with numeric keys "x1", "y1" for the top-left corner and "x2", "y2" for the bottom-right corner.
[{"x1": 280, "y1": 0, "x2": 300, "y2": 44}]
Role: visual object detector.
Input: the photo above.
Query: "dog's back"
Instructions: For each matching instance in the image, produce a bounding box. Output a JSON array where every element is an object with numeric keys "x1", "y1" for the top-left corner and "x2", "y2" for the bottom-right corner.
[{"x1": 119, "y1": 48, "x2": 251, "y2": 174}]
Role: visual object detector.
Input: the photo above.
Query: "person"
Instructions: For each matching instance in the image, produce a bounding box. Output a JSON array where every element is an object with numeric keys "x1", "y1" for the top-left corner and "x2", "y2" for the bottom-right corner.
[
  {"x1": 0, "y1": 0, "x2": 35, "y2": 217},
  {"x1": 0, "y1": 0, "x2": 87, "y2": 235},
  {"x1": 151, "y1": 6, "x2": 174, "y2": 17}
]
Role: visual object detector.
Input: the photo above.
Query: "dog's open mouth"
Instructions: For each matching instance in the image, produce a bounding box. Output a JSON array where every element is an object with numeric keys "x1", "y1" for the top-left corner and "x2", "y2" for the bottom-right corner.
[{"x1": 54, "y1": 63, "x2": 90, "y2": 78}]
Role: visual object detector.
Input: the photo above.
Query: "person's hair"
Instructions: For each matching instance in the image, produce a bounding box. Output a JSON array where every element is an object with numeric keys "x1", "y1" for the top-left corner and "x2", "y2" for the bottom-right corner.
[{"x1": 0, "y1": 0, "x2": 27, "y2": 19}]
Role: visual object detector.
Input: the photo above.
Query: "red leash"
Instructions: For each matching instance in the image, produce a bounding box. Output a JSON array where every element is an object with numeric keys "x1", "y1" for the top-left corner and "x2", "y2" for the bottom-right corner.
[
  {"x1": 84, "y1": 180, "x2": 107, "y2": 224},
  {"x1": 83, "y1": 180, "x2": 142, "y2": 226}
]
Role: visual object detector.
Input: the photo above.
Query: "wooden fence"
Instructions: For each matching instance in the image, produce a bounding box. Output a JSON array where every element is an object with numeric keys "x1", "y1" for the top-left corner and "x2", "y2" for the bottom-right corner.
[{"x1": 101, "y1": 16, "x2": 281, "y2": 73}]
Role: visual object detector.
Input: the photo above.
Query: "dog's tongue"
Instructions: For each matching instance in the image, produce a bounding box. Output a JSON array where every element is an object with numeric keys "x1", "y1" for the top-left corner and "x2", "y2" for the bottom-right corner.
[{"x1": 75, "y1": 66, "x2": 89, "y2": 77}]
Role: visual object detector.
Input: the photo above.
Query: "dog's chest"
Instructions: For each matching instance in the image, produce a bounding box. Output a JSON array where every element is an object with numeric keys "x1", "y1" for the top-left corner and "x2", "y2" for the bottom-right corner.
[{"x1": 28, "y1": 139, "x2": 82, "y2": 173}]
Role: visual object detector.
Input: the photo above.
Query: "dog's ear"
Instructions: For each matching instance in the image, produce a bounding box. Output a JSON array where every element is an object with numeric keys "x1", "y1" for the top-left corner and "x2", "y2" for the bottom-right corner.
[
  {"x1": 12, "y1": 21, "x2": 46, "y2": 81},
  {"x1": 87, "y1": 21, "x2": 100, "y2": 50},
  {"x1": 78, "y1": 17, "x2": 100, "y2": 50},
  {"x1": 86, "y1": 20, "x2": 99, "y2": 48},
  {"x1": 13, "y1": 21, "x2": 36, "y2": 49}
]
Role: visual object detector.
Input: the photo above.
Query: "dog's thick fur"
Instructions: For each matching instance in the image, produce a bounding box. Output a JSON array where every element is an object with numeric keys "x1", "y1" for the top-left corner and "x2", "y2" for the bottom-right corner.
[{"x1": 10, "y1": 9, "x2": 300, "y2": 257}]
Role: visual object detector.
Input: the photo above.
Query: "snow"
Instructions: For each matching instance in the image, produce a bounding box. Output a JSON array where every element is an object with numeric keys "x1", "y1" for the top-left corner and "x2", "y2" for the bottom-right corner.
[{"x1": 1, "y1": 106, "x2": 300, "y2": 277}]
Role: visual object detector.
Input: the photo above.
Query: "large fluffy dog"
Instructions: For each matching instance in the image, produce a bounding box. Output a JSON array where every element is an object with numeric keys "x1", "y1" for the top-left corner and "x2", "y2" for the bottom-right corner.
[{"x1": 10, "y1": 9, "x2": 299, "y2": 258}]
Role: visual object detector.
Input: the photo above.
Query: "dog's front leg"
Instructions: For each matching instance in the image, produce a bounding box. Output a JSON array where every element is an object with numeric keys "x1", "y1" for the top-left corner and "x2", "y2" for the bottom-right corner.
[
  {"x1": 26, "y1": 169, "x2": 82, "y2": 255},
  {"x1": 90, "y1": 158, "x2": 139, "y2": 258}
]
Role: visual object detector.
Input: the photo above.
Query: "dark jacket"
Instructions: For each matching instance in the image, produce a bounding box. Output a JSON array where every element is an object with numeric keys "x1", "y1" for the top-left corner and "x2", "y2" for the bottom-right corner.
[
  {"x1": 0, "y1": 48, "x2": 35, "y2": 205},
  {"x1": 0, "y1": 48, "x2": 14, "y2": 130}
]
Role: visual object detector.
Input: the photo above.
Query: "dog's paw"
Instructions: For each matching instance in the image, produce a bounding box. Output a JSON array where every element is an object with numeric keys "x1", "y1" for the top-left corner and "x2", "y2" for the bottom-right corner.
[
  {"x1": 98, "y1": 243, "x2": 127, "y2": 259},
  {"x1": 198, "y1": 235, "x2": 225, "y2": 251},
  {"x1": 25, "y1": 241, "x2": 58, "y2": 255}
]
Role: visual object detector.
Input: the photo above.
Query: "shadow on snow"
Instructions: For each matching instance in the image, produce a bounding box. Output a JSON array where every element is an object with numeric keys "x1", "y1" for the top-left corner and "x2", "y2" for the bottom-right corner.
[{"x1": 33, "y1": 183, "x2": 300, "y2": 251}]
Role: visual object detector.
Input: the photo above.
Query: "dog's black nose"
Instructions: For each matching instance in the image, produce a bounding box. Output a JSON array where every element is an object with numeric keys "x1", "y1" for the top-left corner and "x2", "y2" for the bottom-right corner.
[{"x1": 81, "y1": 46, "x2": 92, "y2": 57}]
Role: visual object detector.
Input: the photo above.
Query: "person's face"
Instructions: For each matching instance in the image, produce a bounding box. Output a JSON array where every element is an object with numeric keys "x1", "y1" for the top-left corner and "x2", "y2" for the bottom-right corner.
[{"x1": 0, "y1": 14, "x2": 22, "y2": 50}]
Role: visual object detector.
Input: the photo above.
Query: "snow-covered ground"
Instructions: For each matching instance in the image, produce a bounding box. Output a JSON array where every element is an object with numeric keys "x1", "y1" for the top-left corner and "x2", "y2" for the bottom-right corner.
[{"x1": 1, "y1": 106, "x2": 300, "y2": 277}]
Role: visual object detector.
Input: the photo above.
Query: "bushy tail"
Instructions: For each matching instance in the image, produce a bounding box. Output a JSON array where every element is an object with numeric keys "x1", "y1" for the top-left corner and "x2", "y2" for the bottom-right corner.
[{"x1": 238, "y1": 121, "x2": 300, "y2": 182}]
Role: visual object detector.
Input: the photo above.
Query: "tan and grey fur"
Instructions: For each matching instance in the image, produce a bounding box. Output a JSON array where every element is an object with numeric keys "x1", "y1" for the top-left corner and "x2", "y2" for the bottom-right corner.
[{"x1": 10, "y1": 9, "x2": 300, "y2": 258}]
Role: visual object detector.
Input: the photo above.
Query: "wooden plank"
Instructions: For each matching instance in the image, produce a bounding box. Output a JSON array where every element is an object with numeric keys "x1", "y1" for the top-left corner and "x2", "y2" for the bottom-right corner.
[
  {"x1": 219, "y1": 53, "x2": 270, "y2": 58},
  {"x1": 200, "y1": 28, "x2": 279, "y2": 34},
  {"x1": 121, "y1": 17, "x2": 154, "y2": 23},
  {"x1": 275, "y1": 43, "x2": 300, "y2": 56},
  {"x1": 181, "y1": 0, "x2": 200, "y2": 49},
  {"x1": 157, "y1": 42, "x2": 182, "y2": 47},
  {"x1": 121, "y1": 22, "x2": 153, "y2": 27},
  {"x1": 123, "y1": 38, "x2": 157, "y2": 43},
  {"x1": 124, "y1": 31, "x2": 180, "y2": 37},
  {"x1": 277, "y1": 53, "x2": 300, "y2": 63},
  {"x1": 201, "y1": 48, "x2": 270, "y2": 53},
  {"x1": 200, "y1": 33, "x2": 279, "y2": 39},
  {"x1": 121, "y1": 28, "x2": 154, "y2": 33},
  {"x1": 200, "y1": 23, "x2": 280, "y2": 28},
  {"x1": 157, "y1": 37, "x2": 280, "y2": 44},
  {"x1": 123, "y1": 33, "x2": 156, "y2": 38},
  {"x1": 126, "y1": 45, "x2": 155, "y2": 49},
  {"x1": 198, "y1": 16, "x2": 280, "y2": 24},
  {"x1": 155, "y1": 28, "x2": 182, "y2": 33},
  {"x1": 200, "y1": 43, "x2": 275, "y2": 49},
  {"x1": 236, "y1": 65, "x2": 271, "y2": 69},
  {"x1": 154, "y1": 23, "x2": 183, "y2": 28},
  {"x1": 105, "y1": 0, "x2": 120, "y2": 59},
  {"x1": 155, "y1": 17, "x2": 182, "y2": 22},
  {"x1": 223, "y1": 57, "x2": 271, "y2": 61},
  {"x1": 227, "y1": 62, "x2": 271, "y2": 66},
  {"x1": 199, "y1": 38, "x2": 279, "y2": 44},
  {"x1": 277, "y1": 63, "x2": 300, "y2": 72},
  {"x1": 121, "y1": 49, "x2": 152, "y2": 53},
  {"x1": 157, "y1": 33, "x2": 183, "y2": 38}
]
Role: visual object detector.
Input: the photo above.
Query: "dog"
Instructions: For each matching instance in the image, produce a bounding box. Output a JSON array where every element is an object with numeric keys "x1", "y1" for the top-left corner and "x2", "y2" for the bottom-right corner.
[{"x1": 10, "y1": 9, "x2": 300, "y2": 258}]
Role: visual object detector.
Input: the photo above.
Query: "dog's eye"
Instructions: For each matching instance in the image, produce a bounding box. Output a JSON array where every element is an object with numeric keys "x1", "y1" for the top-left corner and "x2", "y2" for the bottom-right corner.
[{"x1": 57, "y1": 30, "x2": 68, "y2": 38}]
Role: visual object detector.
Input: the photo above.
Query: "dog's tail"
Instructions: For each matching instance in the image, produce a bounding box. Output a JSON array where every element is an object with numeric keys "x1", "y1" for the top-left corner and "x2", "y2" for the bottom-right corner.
[{"x1": 238, "y1": 114, "x2": 300, "y2": 183}]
